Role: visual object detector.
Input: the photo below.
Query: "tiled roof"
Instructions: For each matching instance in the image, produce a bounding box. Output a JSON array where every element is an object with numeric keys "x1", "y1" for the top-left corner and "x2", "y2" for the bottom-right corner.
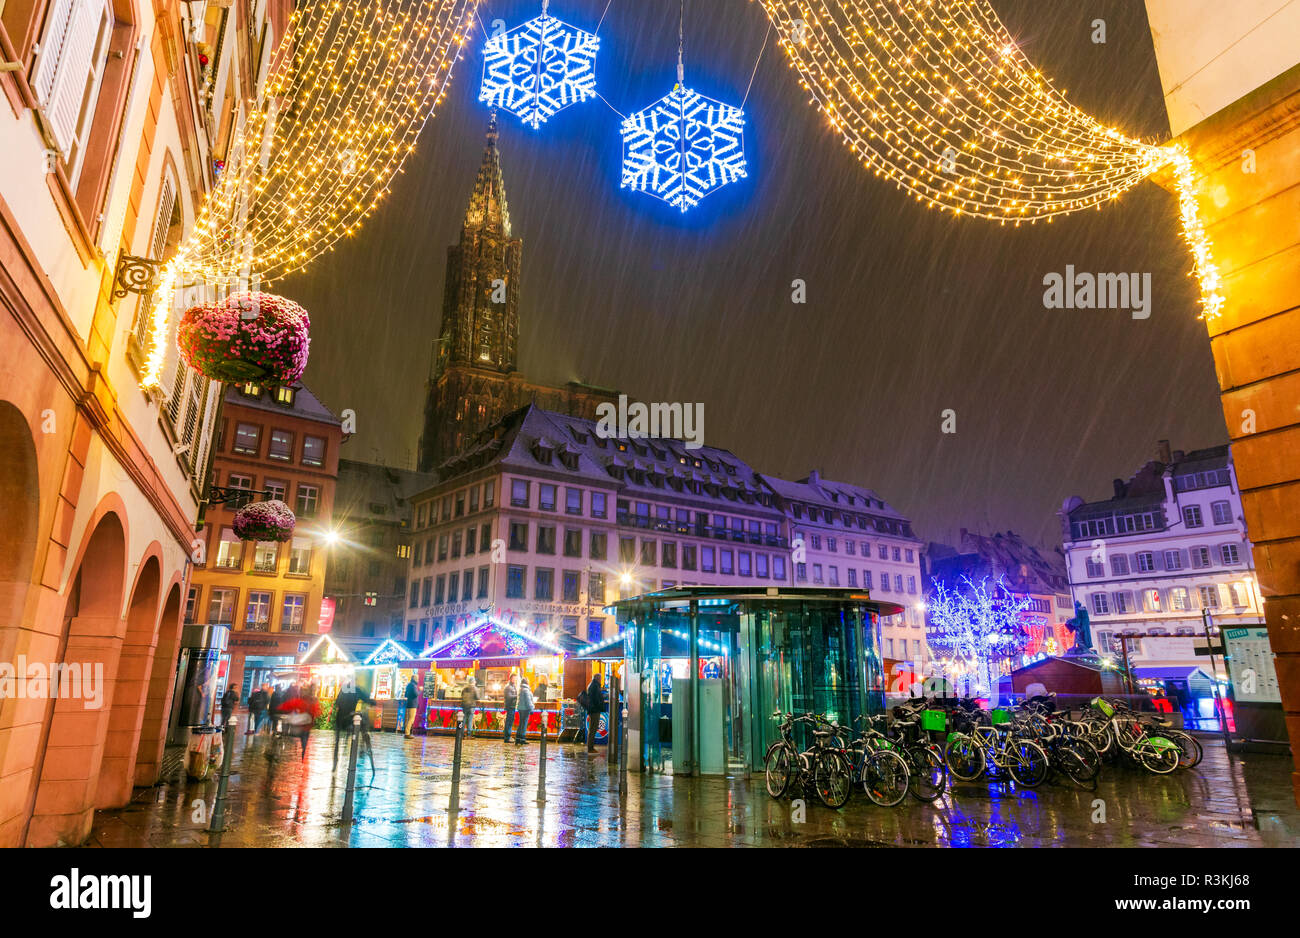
[{"x1": 223, "y1": 383, "x2": 342, "y2": 426}]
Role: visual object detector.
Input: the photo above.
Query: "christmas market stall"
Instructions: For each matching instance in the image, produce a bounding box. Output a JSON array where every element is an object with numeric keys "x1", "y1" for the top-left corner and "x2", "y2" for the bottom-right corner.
[
  {"x1": 269, "y1": 634, "x2": 358, "y2": 728},
  {"x1": 411, "y1": 617, "x2": 569, "y2": 738},
  {"x1": 357, "y1": 639, "x2": 420, "y2": 732}
]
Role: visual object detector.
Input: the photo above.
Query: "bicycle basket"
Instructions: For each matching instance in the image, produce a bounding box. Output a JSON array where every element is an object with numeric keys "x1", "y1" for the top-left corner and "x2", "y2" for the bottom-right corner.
[
  {"x1": 921, "y1": 710, "x2": 947, "y2": 732},
  {"x1": 1090, "y1": 697, "x2": 1115, "y2": 717},
  {"x1": 991, "y1": 708, "x2": 1011, "y2": 725}
]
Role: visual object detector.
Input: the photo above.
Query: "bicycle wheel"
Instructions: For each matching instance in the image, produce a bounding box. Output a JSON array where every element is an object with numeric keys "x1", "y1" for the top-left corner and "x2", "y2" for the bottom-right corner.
[
  {"x1": 944, "y1": 734, "x2": 985, "y2": 782},
  {"x1": 861, "y1": 749, "x2": 910, "y2": 807},
  {"x1": 1090, "y1": 723, "x2": 1114, "y2": 755},
  {"x1": 907, "y1": 744, "x2": 947, "y2": 802},
  {"x1": 1164, "y1": 729, "x2": 1203, "y2": 769},
  {"x1": 814, "y1": 750, "x2": 854, "y2": 809},
  {"x1": 1138, "y1": 736, "x2": 1181, "y2": 775},
  {"x1": 764, "y1": 743, "x2": 795, "y2": 799},
  {"x1": 1070, "y1": 737, "x2": 1103, "y2": 780},
  {"x1": 1056, "y1": 742, "x2": 1098, "y2": 791},
  {"x1": 1006, "y1": 739, "x2": 1050, "y2": 788}
]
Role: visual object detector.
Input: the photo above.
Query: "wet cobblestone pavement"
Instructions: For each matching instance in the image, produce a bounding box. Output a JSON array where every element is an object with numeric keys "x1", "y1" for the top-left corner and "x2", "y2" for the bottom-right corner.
[{"x1": 86, "y1": 728, "x2": 1299, "y2": 847}]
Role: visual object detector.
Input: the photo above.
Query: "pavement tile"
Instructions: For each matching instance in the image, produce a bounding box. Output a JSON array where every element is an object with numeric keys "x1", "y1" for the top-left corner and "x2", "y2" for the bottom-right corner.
[{"x1": 77, "y1": 730, "x2": 1300, "y2": 848}]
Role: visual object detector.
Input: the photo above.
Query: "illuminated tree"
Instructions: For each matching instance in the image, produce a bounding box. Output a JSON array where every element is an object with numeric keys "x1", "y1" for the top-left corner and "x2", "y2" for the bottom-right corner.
[{"x1": 926, "y1": 575, "x2": 1033, "y2": 698}]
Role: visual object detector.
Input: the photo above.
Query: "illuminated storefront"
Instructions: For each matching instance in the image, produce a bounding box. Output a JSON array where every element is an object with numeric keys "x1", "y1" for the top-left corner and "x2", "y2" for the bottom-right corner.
[
  {"x1": 610, "y1": 587, "x2": 902, "y2": 775},
  {"x1": 405, "y1": 617, "x2": 571, "y2": 738}
]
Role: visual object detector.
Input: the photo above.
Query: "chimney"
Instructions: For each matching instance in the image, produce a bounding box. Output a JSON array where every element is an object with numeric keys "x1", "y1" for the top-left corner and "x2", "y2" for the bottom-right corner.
[
  {"x1": 808, "y1": 469, "x2": 820, "y2": 484},
  {"x1": 1172, "y1": 449, "x2": 1185, "y2": 463},
  {"x1": 1157, "y1": 439, "x2": 1171, "y2": 464},
  {"x1": 1113, "y1": 478, "x2": 1126, "y2": 498}
]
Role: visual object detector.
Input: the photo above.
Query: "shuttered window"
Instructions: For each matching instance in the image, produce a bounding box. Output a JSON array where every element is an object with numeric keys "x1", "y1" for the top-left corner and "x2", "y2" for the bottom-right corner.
[
  {"x1": 133, "y1": 175, "x2": 178, "y2": 349},
  {"x1": 33, "y1": 0, "x2": 114, "y2": 184}
]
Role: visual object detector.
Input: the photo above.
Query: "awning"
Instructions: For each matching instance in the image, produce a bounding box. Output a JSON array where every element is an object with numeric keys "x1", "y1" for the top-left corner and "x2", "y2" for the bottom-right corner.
[
  {"x1": 421, "y1": 617, "x2": 568, "y2": 661},
  {"x1": 1134, "y1": 666, "x2": 1213, "y2": 683}
]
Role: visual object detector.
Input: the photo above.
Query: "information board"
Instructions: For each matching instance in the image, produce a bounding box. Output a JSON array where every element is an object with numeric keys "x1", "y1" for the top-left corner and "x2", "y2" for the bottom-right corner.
[{"x1": 1223, "y1": 627, "x2": 1280, "y2": 703}]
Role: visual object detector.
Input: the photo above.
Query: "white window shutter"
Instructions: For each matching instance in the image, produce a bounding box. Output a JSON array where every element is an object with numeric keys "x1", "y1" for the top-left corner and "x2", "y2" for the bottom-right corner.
[
  {"x1": 31, "y1": 0, "x2": 75, "y2": 108},
  {"x1": 150, "y1": 176, "x2": 176, "y2": 260},
  {"x1": 44, "y1": 0, "x2": 103, "y2": 154}
]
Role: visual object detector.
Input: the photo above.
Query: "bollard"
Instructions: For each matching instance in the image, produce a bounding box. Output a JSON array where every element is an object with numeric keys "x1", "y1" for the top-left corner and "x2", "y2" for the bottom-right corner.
[
  {"x1": 208, "y1": 715, "x2": 237, "y2": 833},
  {"x1": 619, "y1": 707, "x2": 628, "y2": 797},
  {"x1": 449, "y1": 710, "x2": 465, "y2": 817},
  {"x1": 342, "y1": 712, "x2": 361, "y2": 824},
  {"x1": 536, "y1": 711, "x2": 549, "y2": 803}
]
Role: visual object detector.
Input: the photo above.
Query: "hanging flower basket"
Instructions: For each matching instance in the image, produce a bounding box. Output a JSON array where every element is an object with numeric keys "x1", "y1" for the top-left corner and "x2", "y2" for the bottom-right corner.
[
  {"x1": 177, "y1": 291, "x2": 310, "y2": 385},
  {"x1": 232, "y1": 499, "x2": 296, "y2": 542}
]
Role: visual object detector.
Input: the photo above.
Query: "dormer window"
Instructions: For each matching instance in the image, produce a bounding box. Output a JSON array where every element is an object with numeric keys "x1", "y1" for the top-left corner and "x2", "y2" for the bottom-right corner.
[
  {"x1": 559, "y1": 451, "x2": 579, "y2": 470},
  {"x1": 616, "y1": 442, "x2": 628, "y2": 452},
  {"x1": 241, "y1": 382, "x2": 263, "y2": 398},
  {"x1": 275, "y1": 386, "x2": 296, "y2": 406},
  {"x1": 608, "y1": 466, "x2": 626, "y2": 481}
]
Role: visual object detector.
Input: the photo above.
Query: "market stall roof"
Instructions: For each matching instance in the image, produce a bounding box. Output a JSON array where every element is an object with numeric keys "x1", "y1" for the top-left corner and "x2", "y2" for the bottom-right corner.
[
  {"x1": 297, "y1": 634, "x2": 355, "y2": 666},
  {"x1": 363, "y1": 638, "x2": 417, "y2": 665},
  {"x1": 420, "y1": 616, "x2": 568, "y2": 661},
  {"x1": 571, "y1": 626, "x2": 730, "y2": 660},
  {"x1": 572, "y1": 630, "x2": 629, "y2": 660},
  {"x1": 1134, "y1": 665, "x2": 1214, "y2": 683}
]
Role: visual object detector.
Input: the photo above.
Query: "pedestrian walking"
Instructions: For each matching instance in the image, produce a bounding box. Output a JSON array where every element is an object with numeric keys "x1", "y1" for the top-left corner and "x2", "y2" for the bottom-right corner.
[
  {"x1": 220, "y1": 685, "x2": 239, "y2": 729},
  {"x1": 460, "y1": 677, "x2": 479, "y2": 738},
  {"x1": 515, "y1": 678, "x2": 535, "y2": 744},
  {"x1": 247, "y1": 685, "x2": 268, "y2": 735},
  {"x1": 583, "y1": 674, "x2": 606, "y2": 753},
  {"x1": 268, "y1": 684, "x2": 285, "y2": 735},
  {"x1": 333, "y1": 681, "x2": 377, "y2": 767},
  {"x1": 502, "y1": 673, "x2": 519, "y2": 743},
  {"x1": 403, "y1": 674, "x2": 420, "y2": 737},
  {"x1": 279, "y1": 688, "x2": 320, "y2": 760}
]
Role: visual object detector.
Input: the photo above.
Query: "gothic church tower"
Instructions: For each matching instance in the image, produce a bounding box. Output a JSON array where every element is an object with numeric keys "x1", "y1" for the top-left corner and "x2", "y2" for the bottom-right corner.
[{"x1": 418, "y1": 115, "x2": 523, "y2": 470}]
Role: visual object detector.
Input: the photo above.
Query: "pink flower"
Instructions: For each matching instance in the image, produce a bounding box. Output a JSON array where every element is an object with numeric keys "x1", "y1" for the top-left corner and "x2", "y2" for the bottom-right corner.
[
  {"x1": 232, "y1": 499, "x2": 297, "y2": 542},
  {"x1": 176, "y1": 292, "x2": 311, "y2": 385}
]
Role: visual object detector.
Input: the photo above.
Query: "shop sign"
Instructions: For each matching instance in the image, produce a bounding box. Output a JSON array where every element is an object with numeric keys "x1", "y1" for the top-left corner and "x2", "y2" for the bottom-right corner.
[
  {"x1": 230, "y1": 638, "x2": 285, "y2": 649},
  {"x1": 318, "y1": 597, "x2": 335, "y2": 633}
]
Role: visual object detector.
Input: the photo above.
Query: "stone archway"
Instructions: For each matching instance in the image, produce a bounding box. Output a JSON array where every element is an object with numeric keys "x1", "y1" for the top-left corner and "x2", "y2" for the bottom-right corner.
[
  {"x1": 94, "y1": 554, "x2": 161, "y2": 808},
  {"x1": 133, "y1": 582, "x2": 183, "y2": 787},
  {"x1": 25, "y1": 511, "x2": 127, "y2": 847},
  {"x1": 0, "y1": 401, "x2": 40, "y2": 846}
]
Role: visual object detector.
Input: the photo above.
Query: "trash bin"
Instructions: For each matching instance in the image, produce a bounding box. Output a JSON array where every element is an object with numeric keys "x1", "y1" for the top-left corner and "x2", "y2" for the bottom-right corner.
[{"x1": 186, "y1": 726, "x2": 222, "y2": 781}]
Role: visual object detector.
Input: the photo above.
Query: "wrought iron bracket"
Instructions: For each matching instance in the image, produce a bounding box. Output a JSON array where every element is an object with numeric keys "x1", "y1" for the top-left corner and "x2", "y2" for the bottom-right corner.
[
  {"x1": 112, "y1": 253, "x2": 162, "y2": 299},
  {"x1": 206, "y1": 485, "x2": 274, "y2": 507}
]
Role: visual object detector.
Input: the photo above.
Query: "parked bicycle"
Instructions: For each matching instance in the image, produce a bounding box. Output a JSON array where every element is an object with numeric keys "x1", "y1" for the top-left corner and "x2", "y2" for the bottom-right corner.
[
  {"x1": 943, "y1": 707, "x2": 1051, "y2": 787},
  {"x1": 764, "y1": 711, "x2": 855, "y2": 809}
]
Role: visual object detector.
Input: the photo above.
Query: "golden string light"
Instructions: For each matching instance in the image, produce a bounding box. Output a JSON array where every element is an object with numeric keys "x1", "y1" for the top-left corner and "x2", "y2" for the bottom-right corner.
[
  {"x1": 755, "y1": 0, "x2": 1223, "y2": 321},
  {"x1": 141, "y1": 0, "x2": 481, "y2": 389}
]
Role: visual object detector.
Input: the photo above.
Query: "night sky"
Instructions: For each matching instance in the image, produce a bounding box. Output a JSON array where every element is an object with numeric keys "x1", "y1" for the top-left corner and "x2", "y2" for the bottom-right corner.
[{"x1": 285, "y1": 0, "x2": 1227, "y2": 551}]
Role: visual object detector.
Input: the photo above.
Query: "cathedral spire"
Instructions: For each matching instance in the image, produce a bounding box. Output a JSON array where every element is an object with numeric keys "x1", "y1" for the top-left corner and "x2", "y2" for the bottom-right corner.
[{"x1": 464, "y1": 109, "x2": 512, "y2": 237}]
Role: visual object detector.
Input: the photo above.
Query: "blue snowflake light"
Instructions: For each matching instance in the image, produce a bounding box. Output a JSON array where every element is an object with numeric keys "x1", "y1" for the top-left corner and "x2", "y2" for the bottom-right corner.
[
  {"x1": 621, "y1": 84, "x2": 747, "y2": 212},
  {"x1": 479, "y1": 4, "x2": 599, "y2": 129}
]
